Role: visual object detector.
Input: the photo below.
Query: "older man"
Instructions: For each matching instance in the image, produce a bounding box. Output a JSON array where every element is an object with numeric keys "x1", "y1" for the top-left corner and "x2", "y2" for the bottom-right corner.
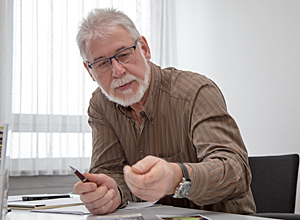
[{"x1": 74, "y1": 8, "x2": 256, "y2": 215}]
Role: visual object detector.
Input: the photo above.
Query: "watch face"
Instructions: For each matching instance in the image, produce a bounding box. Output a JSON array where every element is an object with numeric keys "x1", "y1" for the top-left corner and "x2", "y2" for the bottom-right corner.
[{"x1": 179, "y1": 181, "x2": 192, "y2": 198}]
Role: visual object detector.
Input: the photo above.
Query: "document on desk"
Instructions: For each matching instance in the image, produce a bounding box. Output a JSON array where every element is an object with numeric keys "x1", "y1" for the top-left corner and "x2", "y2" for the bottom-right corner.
[
  {"x1": 31, "y1": 201, "x2": 158, "y2": 215},
  {"x1": 8, "y1": 195, "x2": 83, "y2": 210},
  {"x1": 156, "y1": 214, "x2": 211, "y2": 220},
  {"x1": 31, "y1": 204, "x2": 90, "y2": 215}
]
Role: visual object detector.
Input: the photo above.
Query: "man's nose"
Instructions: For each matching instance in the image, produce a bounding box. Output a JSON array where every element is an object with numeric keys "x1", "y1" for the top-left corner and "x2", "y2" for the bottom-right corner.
[{"x1": 111, "y1": 58, "x2": 125, "y2": 77}]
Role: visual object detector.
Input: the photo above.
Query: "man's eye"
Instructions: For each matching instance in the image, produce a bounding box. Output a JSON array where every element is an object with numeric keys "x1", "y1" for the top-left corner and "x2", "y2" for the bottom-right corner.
[
  {"x1": 95, "y1": 59, "x2": 109, "y2": 68},
  {"x1": 117, "y1": 51, "x2": 130, "y2": 61}
]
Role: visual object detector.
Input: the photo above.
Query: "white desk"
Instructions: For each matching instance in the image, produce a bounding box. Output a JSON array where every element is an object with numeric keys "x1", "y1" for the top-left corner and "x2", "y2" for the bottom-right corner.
[{"x1": 6, "y1": 205, "x2": 279, "y2": 220}]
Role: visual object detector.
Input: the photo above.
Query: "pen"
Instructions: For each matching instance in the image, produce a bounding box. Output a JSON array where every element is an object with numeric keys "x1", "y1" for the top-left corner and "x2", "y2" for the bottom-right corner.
[
  {"x1": 22, "y1": 194, "x2": 70, "y2": 201},
  {"x1": 70, "y1": 166, "x2": 90, "y2": 182}
]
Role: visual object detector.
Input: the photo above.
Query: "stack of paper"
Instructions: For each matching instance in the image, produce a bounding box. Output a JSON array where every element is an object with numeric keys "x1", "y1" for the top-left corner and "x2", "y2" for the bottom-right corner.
[
  {"x1": 8, "y1": 194, "x2": 157, "y2": 215},
  {"x1": 31, "y1": 204, "x2": 90, "y2": 215},
  {"x1": 32, "y1": 200, "x2": 157, "y2": 215},
  {"x1": 8, "y1": 194, "x2": 83, "y2": 210}
]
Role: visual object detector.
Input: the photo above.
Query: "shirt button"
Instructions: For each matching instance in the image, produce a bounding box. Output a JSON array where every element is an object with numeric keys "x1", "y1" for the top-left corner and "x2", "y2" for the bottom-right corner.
[{"x1": 139, "y1": 111, "x2": 146, "y2": 118}]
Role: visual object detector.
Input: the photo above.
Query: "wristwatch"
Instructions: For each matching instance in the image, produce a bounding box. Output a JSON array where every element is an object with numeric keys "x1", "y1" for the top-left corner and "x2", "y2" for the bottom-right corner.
[{"x1": 173, "y1": 163, "x2": 192, "y2": 198}]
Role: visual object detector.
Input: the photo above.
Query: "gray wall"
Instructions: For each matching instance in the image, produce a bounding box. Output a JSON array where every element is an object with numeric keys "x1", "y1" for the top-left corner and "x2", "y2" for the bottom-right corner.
[
  {"x1": 175, "y1": 0, "x2": 300, "y2": 213},
  {"x1": 9, "y1": 175, "x2": 78, "y2": 196}
]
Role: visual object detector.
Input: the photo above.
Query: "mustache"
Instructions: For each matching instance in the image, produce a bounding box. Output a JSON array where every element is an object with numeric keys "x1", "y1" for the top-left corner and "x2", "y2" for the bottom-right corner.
[{"x1": 110, "y1": 74, "x2": 138, "y2": 90}]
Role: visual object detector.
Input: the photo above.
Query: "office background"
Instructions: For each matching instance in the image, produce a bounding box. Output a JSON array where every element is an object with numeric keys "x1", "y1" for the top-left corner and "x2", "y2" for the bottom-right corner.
[
  {"x1": 174, "y1": 0, "x2": 300, "y2": 213},
  {"x1": 1, "y1": 0, "x2": 299, "y2": 214}
]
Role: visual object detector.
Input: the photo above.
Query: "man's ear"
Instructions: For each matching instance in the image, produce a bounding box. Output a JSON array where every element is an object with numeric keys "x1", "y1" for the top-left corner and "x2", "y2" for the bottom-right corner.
[
  {"x1": 83, "y1": 61, "x2": 96, "y2": 81},
  {"x1": 138, "y1": 36, "x2": 151, "y2": 61}
]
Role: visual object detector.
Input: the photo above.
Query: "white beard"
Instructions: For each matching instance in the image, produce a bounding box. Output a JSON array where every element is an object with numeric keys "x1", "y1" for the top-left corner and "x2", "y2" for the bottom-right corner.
[{"x1": 96, "y1": 56, "x2": 150, "y2": 107}]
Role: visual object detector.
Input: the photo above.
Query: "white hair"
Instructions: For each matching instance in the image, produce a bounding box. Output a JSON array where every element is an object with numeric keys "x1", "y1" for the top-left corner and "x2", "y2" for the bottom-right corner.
[{"x1": 76, "y1": 8, "x2": 140, "y2": 60}]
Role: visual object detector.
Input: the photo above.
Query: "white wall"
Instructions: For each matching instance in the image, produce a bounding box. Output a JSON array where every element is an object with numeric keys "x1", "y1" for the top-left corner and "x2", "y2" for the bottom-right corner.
[{"x1": 175, "y1": 0, "x2": 300, "y2": 213}]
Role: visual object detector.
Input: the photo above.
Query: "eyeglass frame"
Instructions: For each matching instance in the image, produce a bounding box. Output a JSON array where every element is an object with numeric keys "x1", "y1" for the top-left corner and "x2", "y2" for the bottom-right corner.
[{"x1": 87, "y1": 39, "x2": 139, "y2": 73}]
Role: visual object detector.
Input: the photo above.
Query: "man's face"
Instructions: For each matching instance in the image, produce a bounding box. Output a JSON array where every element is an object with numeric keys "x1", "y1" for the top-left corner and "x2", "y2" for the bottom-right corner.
[{"x1": 84, "y1": 27, "x2": 151, "y2": 107}]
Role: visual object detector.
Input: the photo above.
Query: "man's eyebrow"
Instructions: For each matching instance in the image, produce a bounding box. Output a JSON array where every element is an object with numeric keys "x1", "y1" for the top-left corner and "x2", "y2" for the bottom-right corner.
[{"x1": 92, "y1": 45, "x2": 128, "y2": 62}]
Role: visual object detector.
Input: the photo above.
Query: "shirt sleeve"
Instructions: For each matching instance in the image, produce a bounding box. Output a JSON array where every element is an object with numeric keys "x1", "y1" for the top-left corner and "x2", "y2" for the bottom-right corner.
[
  {"x1": 87, "y1": 95, "x2": 142, "y2": 208},
  {"x1": 186, "y1": 80, "x2": 252, "y2": 207}
]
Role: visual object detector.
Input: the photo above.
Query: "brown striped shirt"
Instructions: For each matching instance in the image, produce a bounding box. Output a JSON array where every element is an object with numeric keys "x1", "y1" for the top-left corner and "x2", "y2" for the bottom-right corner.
[{"x1": 88, "y1": 62, "x2": 256, "y2": 214}]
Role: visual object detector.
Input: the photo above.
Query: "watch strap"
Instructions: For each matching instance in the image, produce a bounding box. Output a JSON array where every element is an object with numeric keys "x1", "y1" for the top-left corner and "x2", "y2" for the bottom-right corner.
[{"x1": 176, "y1": 163, "x2": 191, "y2": 182}]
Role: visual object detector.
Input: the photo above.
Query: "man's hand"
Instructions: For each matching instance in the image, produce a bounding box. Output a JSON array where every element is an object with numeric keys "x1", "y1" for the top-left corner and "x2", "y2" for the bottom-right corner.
[
  {"x1": 123, "y1": 156, "x2": 183, "y2": 201},
  {"x1": 73, "y1": 173, "x2": 121, "y2": 215}
]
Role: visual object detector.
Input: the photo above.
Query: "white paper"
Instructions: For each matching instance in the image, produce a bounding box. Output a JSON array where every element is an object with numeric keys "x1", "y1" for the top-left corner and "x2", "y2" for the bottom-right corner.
[
  {"x1": 31, "y1": 204, "x2": 90, "y2": 215},
  {"x1": 123, "y1": 201, "x2": 157, "y2": 210},
  {"x1": 30, "y1": 200, "x2": 157, "y2": 215},
  {"x1": 8, "y1": 194, "x2": 82, "y2": 209},
  {"x1": 156, "y1": 214, "x2": 211, "y2": 220}
]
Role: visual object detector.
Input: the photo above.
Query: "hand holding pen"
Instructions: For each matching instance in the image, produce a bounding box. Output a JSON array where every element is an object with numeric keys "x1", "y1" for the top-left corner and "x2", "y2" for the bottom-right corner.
[
  {"x1": 70, "y1": 165, "x2": 121, "y2": 215},
  {"x1": 70, "y1": 166, "x2": 90, "y2": 182}
]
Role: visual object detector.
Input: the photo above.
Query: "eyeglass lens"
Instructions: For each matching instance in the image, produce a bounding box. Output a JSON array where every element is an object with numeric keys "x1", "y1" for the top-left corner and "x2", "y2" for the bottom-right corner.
[{"x1": 90, "y1": 41, "x2": 138, "y2": 74}]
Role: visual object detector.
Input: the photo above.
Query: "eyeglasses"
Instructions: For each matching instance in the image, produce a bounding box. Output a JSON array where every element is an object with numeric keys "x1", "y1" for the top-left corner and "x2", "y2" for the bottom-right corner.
[{"x1": 88, "y1": 39, "x2": 139, "y2": 74}]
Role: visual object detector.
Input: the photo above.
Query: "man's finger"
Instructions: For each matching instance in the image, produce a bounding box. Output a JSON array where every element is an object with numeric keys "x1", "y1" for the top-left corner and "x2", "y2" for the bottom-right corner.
[
  {"x1": 74, "y1": 181, "x2": 97, "y2": 194},
  {"x1": 83, "y1": 173, "x2": 108, "y2": 186},
  {"x1": 131, "y1": 155, "x2": 161, "y2": 174}
]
